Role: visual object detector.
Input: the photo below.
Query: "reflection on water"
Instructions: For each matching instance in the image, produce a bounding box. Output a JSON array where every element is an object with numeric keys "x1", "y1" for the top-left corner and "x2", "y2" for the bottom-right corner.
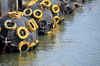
[
  {"x1": 0, "y1": 0, "x2": 100, "y2": 66},
  {"x1": 0, "y1": 51, "x2": 37, "y2": 66}
]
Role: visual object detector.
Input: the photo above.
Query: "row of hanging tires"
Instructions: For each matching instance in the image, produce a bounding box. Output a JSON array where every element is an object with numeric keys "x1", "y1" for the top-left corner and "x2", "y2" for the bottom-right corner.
[{"x1": 0, "y1": 0, "x2": 86, "y2": 53}]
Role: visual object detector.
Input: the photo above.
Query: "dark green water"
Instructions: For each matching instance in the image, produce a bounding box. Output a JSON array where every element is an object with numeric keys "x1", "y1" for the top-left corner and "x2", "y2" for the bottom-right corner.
[{"x1": 0, "y1": 0, "x2": 100, "y2": 66}]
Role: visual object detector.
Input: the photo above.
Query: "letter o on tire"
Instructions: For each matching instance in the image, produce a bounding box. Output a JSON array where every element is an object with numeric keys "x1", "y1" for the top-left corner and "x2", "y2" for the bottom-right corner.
[
  {"x1": 63, "y1": 0, "x2": 69, "y2": 4},
  {"x1": 25, "y1": 19, "x2": 36, "y2": 32},
  {"x1": 33, "y1": 9, "x2": 43, "y2": 19},
  {"x1": 23, "y1": 8, "x2": 33, "y2": 16},
  {"x1": 54, "y1": 16, "x2": 60, "y2": 24},
  {"x1": 38, "y1": 18, "x2": 47, "y2": 29},
  {"x1": 4, "y1": 20, "x2": 17, "y2": 30},
  {"x1": 16, "y1": 26, "x2": 29, "y2": 40},
  {"x1": 42, "y1": 0, "x2": 51, "y2": 7},
  {"x1": 52, "y1": 5, "x2": 60, "y2": 13},
  {"x1": 17, "y1": 41, "x2": 29, "y2": 52}
]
